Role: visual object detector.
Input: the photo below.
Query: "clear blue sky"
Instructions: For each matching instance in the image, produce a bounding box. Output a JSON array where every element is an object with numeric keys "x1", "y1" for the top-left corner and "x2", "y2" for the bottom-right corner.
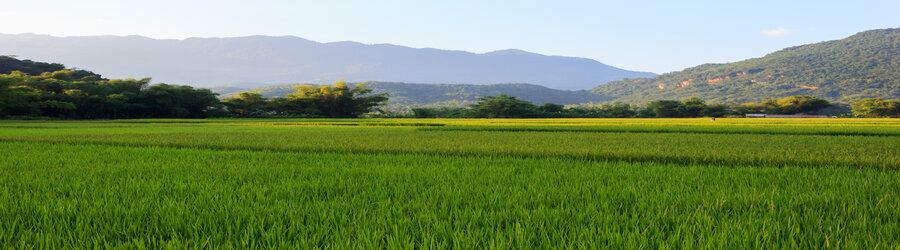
[{"x1": 1, "y1": 0, "x2": 898, "y2": 73}]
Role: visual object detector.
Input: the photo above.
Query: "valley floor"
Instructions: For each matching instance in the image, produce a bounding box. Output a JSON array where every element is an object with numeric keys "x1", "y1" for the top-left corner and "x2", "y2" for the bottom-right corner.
[{"x1": 1, "y1": 118, "x2": 898, "y2": 248}]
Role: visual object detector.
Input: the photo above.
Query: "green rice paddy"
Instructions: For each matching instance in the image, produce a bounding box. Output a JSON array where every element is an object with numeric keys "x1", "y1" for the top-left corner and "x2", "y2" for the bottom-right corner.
[{"x1": 1, "y1": 118, "x2": 899, "y2": 248}]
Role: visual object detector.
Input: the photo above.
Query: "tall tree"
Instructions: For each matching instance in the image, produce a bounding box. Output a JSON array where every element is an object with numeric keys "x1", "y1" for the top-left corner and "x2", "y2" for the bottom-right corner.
[
  {"x1": 467, "y1": 94, "x2": 538, "y2": 118},
  {"x1": 772, "y1": 95, "x2": 832, "y2": 114},
  {"x1": 286, "y1": 81, "x2": 388, "y2": 118},
  {"x1": 222, "y1": 92, "x2": 270, "y2": 117},
  {"x1": 646, "y1": 100, "x2": 683, "y2": 118},
  {"x1": 677, "y1": 97, "x2": 707, "y2": 117},
  {"x1": 598, "y1": 102, "x2": 636, "y2": 118},
  {"x1": 851, "y1": 98, "x2": 900, "y2": 117}
]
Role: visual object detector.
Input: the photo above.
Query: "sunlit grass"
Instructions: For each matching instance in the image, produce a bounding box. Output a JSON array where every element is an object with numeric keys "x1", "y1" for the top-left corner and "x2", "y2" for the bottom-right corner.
[{"x1": 1, "y1": 118, "x2": 899, "y2": 247}]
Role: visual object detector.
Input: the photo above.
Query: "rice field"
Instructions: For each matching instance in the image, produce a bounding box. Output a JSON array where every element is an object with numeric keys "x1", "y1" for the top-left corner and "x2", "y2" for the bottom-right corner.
[{"x1": 1, "y1": 118, "x2": 899, "y2": 248}]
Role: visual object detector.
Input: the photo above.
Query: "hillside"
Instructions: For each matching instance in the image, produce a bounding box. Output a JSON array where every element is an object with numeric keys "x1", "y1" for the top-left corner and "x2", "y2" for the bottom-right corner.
[
  {"x1": 217, "y1": 82, "x2": 607, "y2": 111},
  {"x1": 0, "y1": 56, "x2": 101, "y2": 79},
  {"x1": 0, "y1": 34, "x2": 654, "y2": 90},
  {"x1": 591, "y1": 28, "x2": 900, "y2": 104}
]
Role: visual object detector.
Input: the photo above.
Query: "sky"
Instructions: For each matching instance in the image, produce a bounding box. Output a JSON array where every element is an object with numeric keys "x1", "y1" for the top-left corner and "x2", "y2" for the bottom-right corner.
[{"x1": 1, "y1": 0, "x2": 898, "y2": 74}]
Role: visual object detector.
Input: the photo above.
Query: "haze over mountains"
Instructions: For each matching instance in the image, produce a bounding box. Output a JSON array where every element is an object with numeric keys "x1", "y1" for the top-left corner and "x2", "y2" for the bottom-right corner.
[
  {"x1": 218, "y1": 28, "x2": 900, "y2": 108},
  {"x1": 0, "y1": 33, "x2": 655, "y2": 90},
  {"x1": 2, "y1": 28, "x2": 898, "y2": 108}
]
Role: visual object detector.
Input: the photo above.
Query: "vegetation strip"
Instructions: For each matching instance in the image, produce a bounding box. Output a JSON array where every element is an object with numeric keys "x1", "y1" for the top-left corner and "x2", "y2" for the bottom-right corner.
[
  {"x1": 417, "y1": 126, "x2": 900, "y2": 137},
  {"x1": 2, "y1": 119, "x2": 899, "y2": 247},
  {"x1": 2, "y1": 141, "x2": 898, "y2": 248},
  {"x1": 2, "y1": 129, "x2": 898, "y2": 169}
]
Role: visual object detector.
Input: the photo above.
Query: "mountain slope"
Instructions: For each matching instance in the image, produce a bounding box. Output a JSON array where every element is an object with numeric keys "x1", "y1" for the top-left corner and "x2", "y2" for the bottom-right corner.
[
  {"x1": 0, "y1": 55, "x2": 102, "y2": 79},
  {"x1": 591, "y1": 28, "x2": 900, "y2": 103},
  {"x1": 218, "y1": 82, "x2": 609, "y2": 111},
  {"x1": 0, "y1": 34, "x2": 654, "y2": 90}
]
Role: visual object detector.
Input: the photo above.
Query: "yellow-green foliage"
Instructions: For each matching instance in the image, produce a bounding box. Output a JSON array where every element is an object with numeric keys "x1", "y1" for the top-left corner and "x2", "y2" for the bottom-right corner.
[{"x1": 1, "y1": 118, "x2": 899, "y2": 248}]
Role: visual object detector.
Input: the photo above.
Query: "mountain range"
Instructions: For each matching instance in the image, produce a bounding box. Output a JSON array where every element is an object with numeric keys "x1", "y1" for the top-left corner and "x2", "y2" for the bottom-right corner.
[
  {"x1": 0, "y1": 33, "x2": 654, "y2": 90},
  {"x1": 3, "y1": 28, "x2": 899, "y2": 108},
  {"x1": 221, "y1": 28, "x2": 900, "y2": 107}
]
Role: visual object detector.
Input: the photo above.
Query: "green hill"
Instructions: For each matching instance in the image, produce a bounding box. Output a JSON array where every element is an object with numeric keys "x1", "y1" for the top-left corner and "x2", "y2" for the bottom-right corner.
[
  {"x1": 0, "y1": 55, "x2": 102, "y2": 79},
  {"x1": 591, "y1": 28, "x2": 900, "y2": 104},
  {"x1": 218, "y1": 82, "x2": 607, "y2": 112}
]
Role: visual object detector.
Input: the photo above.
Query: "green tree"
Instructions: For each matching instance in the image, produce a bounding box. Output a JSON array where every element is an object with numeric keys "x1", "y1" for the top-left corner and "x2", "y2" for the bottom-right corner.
[
  {"x1": 286, "y1": 81, "x2": 388, "y2": 118},
  {"x1": 133, "y1": 83, "x2": 221, "y2": 118},
  {"x1": 677, "y1": 97, "x2": 706, "y2": 117},
  {"x1": 772, "y1": 95, "x2": 831, "y2": 114},
  {"x1": 37, "y1": 100, "x2": 77, "y2": 117},
  {"x1": 702, "y1": 104, "x2": 730, "y2": 117},
  {"x1": 0, "y1": 77, "x2": 12, "y2": 117},
  {"x1": 1, "y1": 58, "x2": 224, "y2": 119},
  {"x1": 265, "y1": 97, "x2": 322, "y2": 117},
  {"x1": 851, "y1": 98, "x2": 900, "y2": 117},
  {"x1": 467, "y1": 94, "x2": 538, "y2": 118},
  {"x1": 537, "y1": 103, "x2": 565, "y2": 113},
  {"x1": 645, "y1": 100, "x2": 683, "y2": 118},
  {"x1": 222, "y1": 92, "x2": 270, "y2": 117},
  {"x1": 598, "y1": 102, "x2": 635, "y2": 118},
  {"x1": 739, "y1": 96, "x2": 831, "y2": 114}
]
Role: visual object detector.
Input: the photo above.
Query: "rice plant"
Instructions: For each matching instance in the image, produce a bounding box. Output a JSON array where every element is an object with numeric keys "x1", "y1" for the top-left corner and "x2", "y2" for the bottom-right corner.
[{"x1": 1, "y1": 118, "x2": 899, "y2": 248}]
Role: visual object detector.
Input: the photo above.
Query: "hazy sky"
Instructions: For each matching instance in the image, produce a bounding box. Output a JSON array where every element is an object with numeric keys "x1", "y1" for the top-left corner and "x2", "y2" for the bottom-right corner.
[{"x1": 1, "y1": 0, "x2": 898, "y2": 73}]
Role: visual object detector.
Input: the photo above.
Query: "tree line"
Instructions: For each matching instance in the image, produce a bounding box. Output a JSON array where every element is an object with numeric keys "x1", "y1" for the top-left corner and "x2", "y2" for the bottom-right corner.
[
  {"x1": 410, "y1": 95, "x2": 900, "y2": 118},
  {"x1": 2, "y1": 68, "x2": 898, "y2": 119},
  {"x1": 220, "y1": 81, "x2": 388, "y2": 118},
  {"x1": 850, "y1": 98, "x2": 900, "y2": 118},
  {"x1": 0, "y1": 70, "x2": 388, "y2": 119},
  {"x1": 0, "y1": 70, "x2": 221, "y2": 119}
]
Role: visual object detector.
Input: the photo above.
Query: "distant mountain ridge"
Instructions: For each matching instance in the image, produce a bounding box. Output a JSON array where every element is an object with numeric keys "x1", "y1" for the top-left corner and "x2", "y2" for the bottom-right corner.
[
  {"x1": 218, "y1": 28, "x2": 900, "y2": 109},
  {"x1": 591, "y1": 28, "x2": 900, "y2": 103},
  {"x1": 0, "y1": 33, "x2": 655, "y2": 90},
  {"x1": 6, "y1": 28, "x2": 898, "y2": 109},
  {"x1": 217, "y1": 82, "x2": 606, "y2": 112}
]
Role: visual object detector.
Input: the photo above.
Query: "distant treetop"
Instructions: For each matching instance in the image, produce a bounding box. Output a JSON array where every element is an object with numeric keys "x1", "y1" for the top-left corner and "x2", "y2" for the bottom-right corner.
[{"x1": 0, "y1": 56, "x2": 103, "y2": 80}]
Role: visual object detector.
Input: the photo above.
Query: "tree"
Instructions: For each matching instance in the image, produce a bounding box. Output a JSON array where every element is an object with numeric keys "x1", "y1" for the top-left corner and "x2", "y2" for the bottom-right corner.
[
  {"x1": 702, "y1": 104, "x2": 730, "y2": 117},
  {"x1": 645, "y1": 100, "x2": 683, "y2": 118},
  {"x1": 0, "y1": 77, "x2": 12, "y2": 117},
  {"x1": 37, "y1": 100, "x2": 77, "y2": 117},
  {"x1": 677, "y1": 97, "x2": 706, "y2": 117},
  {"x1": 467, "y1": 94, "x2": 538, "y2": 118},
  {"x1": 598, "y1": 102, "x2": 635, "y2": 118},
  {"x1": 222, "y1": 92, "x2": 270, "y2": 117},
  {"x1": 133, "y1": 83, "x2": 221, "y2": 118},
  {"x1": 739, "y1": 96, "x2": 831, "y2": 114},
  {"x1": 1, "y1": 58, "x2": 225, "y2": 119},
  {"x1": 772, "y1": 95, "x2": 831, "y2": 114},
  {"x1": 851, "y1": 98, "x2": 900, "y2": 117},
  {"x1": 286, "y1": 81, "x2": 388, "y2": 118},
  {"x1": 537, "y1": 103, "x2": 565, "y2": 113},
  {"x1": 266, "y1": 97, "x2": 322, "y2": 117}
]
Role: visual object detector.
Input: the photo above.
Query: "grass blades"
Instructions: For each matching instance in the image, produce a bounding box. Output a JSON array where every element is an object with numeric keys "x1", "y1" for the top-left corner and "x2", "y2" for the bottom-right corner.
[
  {"x1": 1, "y1": 118, "x2": 899, "y2": 248},
  {"x1": 3, "y1": 127, "x2": 899, "y2": 169},
  {"x1": 2, "y1": 141, "x2": 899, "y2": 248}
]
